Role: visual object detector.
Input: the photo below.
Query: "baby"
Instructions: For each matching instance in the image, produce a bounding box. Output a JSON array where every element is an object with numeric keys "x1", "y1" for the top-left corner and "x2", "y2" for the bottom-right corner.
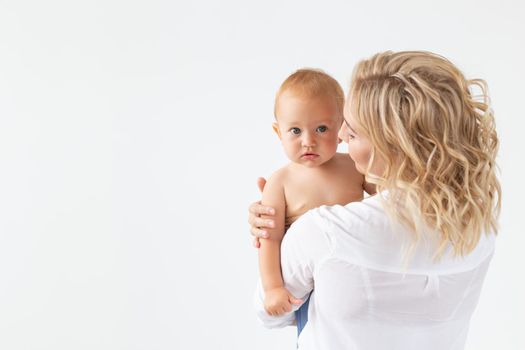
[{"x1": 258, "y1": 69, "x2": 374, "y2": 331}]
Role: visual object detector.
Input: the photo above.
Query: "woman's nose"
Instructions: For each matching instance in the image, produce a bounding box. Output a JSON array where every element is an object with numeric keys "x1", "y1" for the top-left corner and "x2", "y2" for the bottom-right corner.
[{"x1": 338, "y1": 126, "x2": 346, "y2": 143}]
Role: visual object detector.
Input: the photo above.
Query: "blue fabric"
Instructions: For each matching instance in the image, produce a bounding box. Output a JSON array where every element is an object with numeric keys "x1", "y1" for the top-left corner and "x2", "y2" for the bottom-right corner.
[{"x1": 295, "y1": 293, "x2": 311, "y2": 336}]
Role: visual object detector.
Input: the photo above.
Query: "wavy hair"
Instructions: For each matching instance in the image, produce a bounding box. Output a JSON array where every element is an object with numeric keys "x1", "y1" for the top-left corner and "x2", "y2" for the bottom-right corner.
[{"x1": 349, "y1": 51, "x2": 501, "y2": 260}]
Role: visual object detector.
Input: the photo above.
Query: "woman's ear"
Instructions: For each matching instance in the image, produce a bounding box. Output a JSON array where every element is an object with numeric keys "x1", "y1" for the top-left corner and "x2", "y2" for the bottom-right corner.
[{"x1": 272, "y1": 123, "x2": 282, "y2": 139}]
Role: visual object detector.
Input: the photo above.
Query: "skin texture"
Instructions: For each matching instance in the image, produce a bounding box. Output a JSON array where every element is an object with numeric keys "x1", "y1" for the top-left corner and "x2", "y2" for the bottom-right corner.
[
  {"x1": 249, "y1": 98, "x2": 381, "y2": 247},
  {"x1": 272, "y1": 92, "x2": 341, "y2": 168},
  {"x1": 258, "y1": 93, "x2": 368, "y2": 316},
  {"x1": 338, "y1": 101, "x2": 386, "y2": 177}
]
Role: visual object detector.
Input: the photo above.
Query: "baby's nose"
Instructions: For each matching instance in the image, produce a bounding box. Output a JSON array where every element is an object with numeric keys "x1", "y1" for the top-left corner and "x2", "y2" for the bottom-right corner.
[{"x1": 301, "y1": 133, "x2": 316, "y2": 147}]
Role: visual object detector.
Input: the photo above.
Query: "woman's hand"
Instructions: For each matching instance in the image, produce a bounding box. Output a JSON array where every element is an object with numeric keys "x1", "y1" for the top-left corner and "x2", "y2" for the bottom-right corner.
[
  {"x1": 248, "y1": 177, "x2": 276, "y2": 248},
  {"x1": 264, "y1": 286, "x2": 303, "y2": 316}
]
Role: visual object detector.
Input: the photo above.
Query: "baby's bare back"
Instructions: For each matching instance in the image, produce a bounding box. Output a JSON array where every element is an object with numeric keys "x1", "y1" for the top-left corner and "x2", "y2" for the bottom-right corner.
[{"x1": 282, "y1": 153, "x2": 364, "y2": 228}]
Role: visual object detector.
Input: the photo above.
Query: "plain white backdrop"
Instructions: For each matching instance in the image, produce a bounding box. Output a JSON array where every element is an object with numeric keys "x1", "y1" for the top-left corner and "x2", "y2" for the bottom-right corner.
[{"x1": 0, "y1": 0, "x2": 524, "y2": 349}]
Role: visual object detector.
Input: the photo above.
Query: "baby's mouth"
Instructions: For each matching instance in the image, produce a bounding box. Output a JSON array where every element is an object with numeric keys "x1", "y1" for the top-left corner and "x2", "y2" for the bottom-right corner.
[{"x1": 301, "y1": 153, "x2": 319, "y2": 159}]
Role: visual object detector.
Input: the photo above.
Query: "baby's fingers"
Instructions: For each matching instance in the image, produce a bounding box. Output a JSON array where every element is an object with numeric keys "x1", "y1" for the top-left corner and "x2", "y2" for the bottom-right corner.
[
  {"x1": 265, "y1": 302, "x2": 292, "y2": 316},
  {"x1": 274, "y1": 305, "x2": 289, "y2": 316},
  {"x1": 264, "y1": 306, "x2": 276, "y2": 316},
  {"x1": 289, "y1": 295, "x2": 303, "y2": 305},
  {"x1": 279, "y1": 300, "x2": 293, "y2": 314}
]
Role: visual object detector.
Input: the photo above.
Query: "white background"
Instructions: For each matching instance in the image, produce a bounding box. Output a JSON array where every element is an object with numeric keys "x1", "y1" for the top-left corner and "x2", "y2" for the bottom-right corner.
[{"x1": 0, "y1": 0, "x2": 524, "y2": 349}]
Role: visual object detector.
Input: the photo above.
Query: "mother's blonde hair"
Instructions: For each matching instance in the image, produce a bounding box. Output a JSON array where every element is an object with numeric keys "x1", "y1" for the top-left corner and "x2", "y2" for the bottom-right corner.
[{"x1": 349, "y1": 51, "x2": 501, "y2": 259}]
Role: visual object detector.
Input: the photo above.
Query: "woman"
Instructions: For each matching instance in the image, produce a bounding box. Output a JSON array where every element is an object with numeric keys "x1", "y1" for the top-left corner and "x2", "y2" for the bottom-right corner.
[{"x1": 249, "y1": 51, "x2": 501, "y2": 349}]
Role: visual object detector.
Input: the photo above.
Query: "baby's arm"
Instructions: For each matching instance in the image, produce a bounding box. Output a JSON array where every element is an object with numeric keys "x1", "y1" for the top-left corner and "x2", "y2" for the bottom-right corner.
[{"x1": 258, "y1": 172, "x2": 298, "y2": 316}]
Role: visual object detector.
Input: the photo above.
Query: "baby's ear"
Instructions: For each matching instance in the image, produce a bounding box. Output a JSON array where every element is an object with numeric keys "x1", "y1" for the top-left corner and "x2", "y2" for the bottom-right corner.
[{"x1": 272, "y1": 123, "x2": 282, "y2": 139}]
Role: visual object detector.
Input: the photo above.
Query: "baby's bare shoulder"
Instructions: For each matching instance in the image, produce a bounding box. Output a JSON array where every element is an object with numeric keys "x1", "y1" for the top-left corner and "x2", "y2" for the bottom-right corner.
[
  {"x1": 266, "y1": 164, "x2": 294, "y2": 187},
  {"x1": 333, "y1": 153, "x2": 359, "y2": 172},
  {"x1": 331, "y1": 153, "x2": 364, "y2": 185}
]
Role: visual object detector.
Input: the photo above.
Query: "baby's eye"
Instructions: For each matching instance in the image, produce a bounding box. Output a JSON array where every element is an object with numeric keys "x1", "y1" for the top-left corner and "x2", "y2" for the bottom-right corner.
[
  {"x1": 316, "y1": 125, "x2": 328, "y2": 133},
  {"x1": 290, "y1": 127, "x2": 301, "y2": 135}
]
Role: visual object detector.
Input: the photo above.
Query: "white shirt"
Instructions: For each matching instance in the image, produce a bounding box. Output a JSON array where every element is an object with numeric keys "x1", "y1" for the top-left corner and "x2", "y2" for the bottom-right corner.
[{"x1": 254, "y1": 194, "x2": 495, "y2": 350}]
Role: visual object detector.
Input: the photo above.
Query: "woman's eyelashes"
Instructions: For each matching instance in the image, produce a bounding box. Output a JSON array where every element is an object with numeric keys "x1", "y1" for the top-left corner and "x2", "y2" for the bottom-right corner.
[{"x1": 343, "y1": 125, "x2": 355, "y2": 140}]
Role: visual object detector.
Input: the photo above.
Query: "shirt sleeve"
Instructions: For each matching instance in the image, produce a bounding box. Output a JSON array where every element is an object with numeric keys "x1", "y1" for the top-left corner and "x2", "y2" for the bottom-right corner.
[{"x1": 254, "y1": 209, "x2": 332, "y2": 328}]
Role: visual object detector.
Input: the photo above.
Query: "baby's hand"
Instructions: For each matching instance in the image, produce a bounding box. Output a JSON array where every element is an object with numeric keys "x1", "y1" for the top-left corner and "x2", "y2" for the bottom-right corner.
[{"x1": 264, "y1": 287, "x2": 302, "y2": 316}]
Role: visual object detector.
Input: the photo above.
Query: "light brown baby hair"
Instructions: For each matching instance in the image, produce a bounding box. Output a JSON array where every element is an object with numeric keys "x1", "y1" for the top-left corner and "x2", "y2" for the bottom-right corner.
[{"x1": 274, "y1": 68, "x2": 345, "y2": 120}]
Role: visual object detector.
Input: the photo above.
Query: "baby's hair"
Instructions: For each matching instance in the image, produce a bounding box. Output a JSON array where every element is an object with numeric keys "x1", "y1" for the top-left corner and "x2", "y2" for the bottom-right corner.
[
  {"x1": 274, "y1": 68, "x2": 344, "y2": 119},
  {"x1": 349, "y1": 51, "x2": 501, "y2": 260}
]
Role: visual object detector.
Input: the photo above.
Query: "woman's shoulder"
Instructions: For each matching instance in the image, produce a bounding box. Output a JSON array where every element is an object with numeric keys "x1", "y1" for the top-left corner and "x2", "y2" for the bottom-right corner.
[
  {"x1": 308, "y1": 194, "x2": 495, "y2": 274},
  {"x1": 315, "y1": 194, "x2": 389, "y2": 229},
  {"x1": 291, "y1": 194, "x2": 384, "y2": 225},
  {"x1": 284, "y1": 195, "x2": 390, "y2": 249},
  {"x1": 281, "y1": 205, "x2": 335, "y2": 260},
  {"x1": 281, "y1": 195, "x2": 397, "y2": 269}
]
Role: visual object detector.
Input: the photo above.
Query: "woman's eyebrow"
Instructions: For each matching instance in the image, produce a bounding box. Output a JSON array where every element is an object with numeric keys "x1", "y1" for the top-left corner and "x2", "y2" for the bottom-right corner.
[{"x1": 344, "y1": 119, "x2": 358, "y2": 134}]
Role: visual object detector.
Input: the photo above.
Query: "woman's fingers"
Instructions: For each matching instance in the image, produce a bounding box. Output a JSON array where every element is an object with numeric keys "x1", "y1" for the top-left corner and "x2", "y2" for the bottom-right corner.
[
  {"x1": 249, "y1": 177, "x2": 275, "y2": 246},
  {"x1": 248, "y1": 203, "x2": 275, "y2": 236},
  {"x1": 250, "y1": 225, "x2": 268, "y2": 239},
  {"x1": 249, "y1": 202, "x2": 275, "y2": 217},
  {"x1": 248, "y1": 202, "x2": 275, "y2": 232}
]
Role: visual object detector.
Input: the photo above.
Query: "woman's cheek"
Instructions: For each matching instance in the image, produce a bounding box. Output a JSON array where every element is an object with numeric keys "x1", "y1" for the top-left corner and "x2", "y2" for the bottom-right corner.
[{"x1": 350, "y1": 142, "x2": 369, "y2": 166}]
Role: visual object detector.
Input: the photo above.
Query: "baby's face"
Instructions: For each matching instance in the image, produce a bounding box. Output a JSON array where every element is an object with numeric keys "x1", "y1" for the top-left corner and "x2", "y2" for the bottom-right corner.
[{"x1": 274, "y1": 92, "x2": 341, "y2": 168}]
